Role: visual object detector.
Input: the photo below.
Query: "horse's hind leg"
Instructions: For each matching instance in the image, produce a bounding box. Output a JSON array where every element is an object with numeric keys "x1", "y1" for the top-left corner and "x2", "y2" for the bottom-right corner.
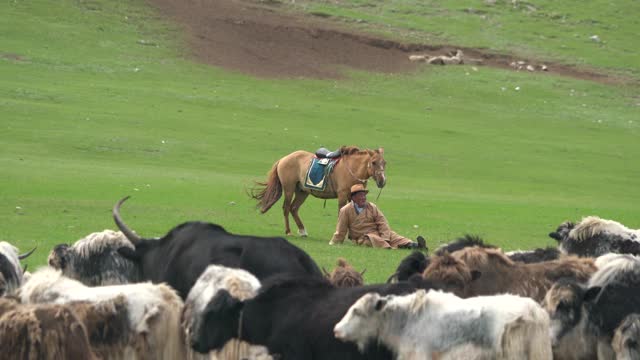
[
  {"x1": 282, "y1": 187, "x2": 295, "y2": 236},
  {"x1": 291, "y1": 190, "x2": 310, "y2": 237}
]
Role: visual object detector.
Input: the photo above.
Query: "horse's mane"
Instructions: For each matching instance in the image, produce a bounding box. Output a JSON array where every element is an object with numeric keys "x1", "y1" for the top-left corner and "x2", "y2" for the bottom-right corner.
[{"x1": 339, "y1": 146, "x2": 369, "y2": 156}]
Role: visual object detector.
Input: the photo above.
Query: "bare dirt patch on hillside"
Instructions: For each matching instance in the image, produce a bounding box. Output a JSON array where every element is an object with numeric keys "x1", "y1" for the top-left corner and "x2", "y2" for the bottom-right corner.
[{"x1": 146, "y1": 0, "x2": 626, "y2": 84}]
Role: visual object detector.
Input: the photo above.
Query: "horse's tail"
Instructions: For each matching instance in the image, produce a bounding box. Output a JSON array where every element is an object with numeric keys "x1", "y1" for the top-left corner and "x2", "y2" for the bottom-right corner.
[{"x1": 250, "y1": 161, "x2": 282, "y2": 213}]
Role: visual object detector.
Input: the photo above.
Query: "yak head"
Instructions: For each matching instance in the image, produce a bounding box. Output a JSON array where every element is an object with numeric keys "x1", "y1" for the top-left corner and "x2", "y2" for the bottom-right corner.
[
  {"x1": 112, "y1": 196, "x2": 157, "y2": 273},
  {"x1": 613, "y1": 314, "x2": 640, "y2": 360},
  {"x1": 48, "y1": 244, "x2": 70, "y2": 270},
  {"x1": 549, "y1": 221, "x2": 575, "y2": 242},
  {"x1": 190, "y1": 289, "x2": 244, "y2": 354},
  {"x1": 542, "y1": 278, "x2": 600, "y2": 346},
  {"x1": 0, "y1": 242, "x2": 36, "y2": 297},
  {"x1": 387, "y1": 251, "x2": 429, "y2": 283}
]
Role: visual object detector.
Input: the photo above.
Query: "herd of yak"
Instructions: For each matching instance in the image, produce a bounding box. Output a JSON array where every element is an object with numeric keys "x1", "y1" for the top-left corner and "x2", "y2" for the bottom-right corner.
[{"x1": 1, "y1": 195, "x2": 640, "y2": 359}]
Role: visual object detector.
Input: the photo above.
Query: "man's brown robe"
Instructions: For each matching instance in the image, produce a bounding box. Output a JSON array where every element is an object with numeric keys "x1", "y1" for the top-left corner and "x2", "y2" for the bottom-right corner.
[{"x1": 329, "y1": 202, "x2": 413, "y2": 249}]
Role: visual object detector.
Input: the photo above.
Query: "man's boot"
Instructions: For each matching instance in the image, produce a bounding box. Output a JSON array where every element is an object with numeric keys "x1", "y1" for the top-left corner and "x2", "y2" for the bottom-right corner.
[
  {"x1": 416, "y1": 235, "x2": 427, "y2": 250},
  {"x1": 399, "y1": 236, "x2": 427, "y2": 250}
]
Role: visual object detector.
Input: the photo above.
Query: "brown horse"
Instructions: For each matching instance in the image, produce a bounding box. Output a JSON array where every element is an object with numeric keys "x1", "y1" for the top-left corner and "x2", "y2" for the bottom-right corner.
[{"x1": 251, "y1": 146, "x2": 386, "y2": 236}]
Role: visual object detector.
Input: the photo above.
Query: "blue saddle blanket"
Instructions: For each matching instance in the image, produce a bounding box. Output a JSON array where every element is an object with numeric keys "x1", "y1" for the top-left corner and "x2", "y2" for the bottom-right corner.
[{"x1": 304, "y1": 157, "x2": 338, "y2": 191}]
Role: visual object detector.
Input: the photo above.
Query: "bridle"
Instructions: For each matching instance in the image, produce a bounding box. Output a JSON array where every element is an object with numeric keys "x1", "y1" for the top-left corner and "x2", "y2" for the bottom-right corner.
[
  {"x1": 345, "y1": 159, "x2": 369, "y2": 184},
  {"x1": 344, "y1": 154, "x2": 383, "y2": 184}
]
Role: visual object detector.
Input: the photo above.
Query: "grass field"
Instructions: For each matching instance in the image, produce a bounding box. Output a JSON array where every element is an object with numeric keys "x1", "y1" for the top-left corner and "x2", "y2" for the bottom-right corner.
[{"x1": 2, "y1": 0, "x2": 639, "y2": 283}]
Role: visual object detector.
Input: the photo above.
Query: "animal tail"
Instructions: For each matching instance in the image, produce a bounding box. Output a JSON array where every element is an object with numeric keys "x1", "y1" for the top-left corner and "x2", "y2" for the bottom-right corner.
[{"x1": 250, "y1": 161, "x2": 282, "y2": 213}]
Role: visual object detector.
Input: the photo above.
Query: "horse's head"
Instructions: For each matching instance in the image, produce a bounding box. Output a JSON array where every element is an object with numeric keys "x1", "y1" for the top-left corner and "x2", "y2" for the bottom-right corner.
[{"x1": 369, "y1": 147, "x2": 386, "y2": 188}]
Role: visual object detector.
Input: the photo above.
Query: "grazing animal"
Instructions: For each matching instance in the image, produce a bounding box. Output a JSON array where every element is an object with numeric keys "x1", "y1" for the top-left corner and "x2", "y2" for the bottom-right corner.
[
  {"x1": 323, "y1": 258, "x2": 366, "y2": 288},
  {"x1": 386, "y1": 235, "x2": 492, "y2": 283},
  {"x1": 250, "y1": 146, "x2": 387, "y2": 236},
  {"x1": 0, "y1": 297, "x2": 97, "y2": 360},
  {"x1": 543, "y1": 254, "x2": 640, "y2": 359},
  {"x1": 190, "y1": 274, "x2": 442, "y2": 359},
  {"x1": 48, "y1": 229, "x2": 140, "y2": 285},
  {"x1": 19, "y1": 267, "x2": 187, "y2": 360},
  {"x1": 542, "y1": 279, "x2": 598, "y2": 360},
  {"x1": 613, "y1": 313, "x2": 640, "y2": 360},
  {"x1": 549, "y1": 216, "x2": 640, "y2": 257},
  {"x1": 435, "y1": 234, "x2": 558, "y2": 263},
  {"x1": 0, "y1": 241, "x2": 36, "y2": 296},
  {"x1": 183, "y1": 264, "x2": 272, "y2": 360},
  {"x1": 423, "y1": 247, "x2": 596, "y2": 301},
  {"x1": 113, "y1": 196, "x2": 323, "y2": 299},
  {"x1": 334, "y1": 289, "x2": 552, "y2": 360}
]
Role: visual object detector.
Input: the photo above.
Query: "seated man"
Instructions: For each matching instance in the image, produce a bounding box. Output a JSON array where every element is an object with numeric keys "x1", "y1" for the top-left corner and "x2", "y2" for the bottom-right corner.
[{"x1": 329, "y1": 184, "x2": 427, "y2": 250}]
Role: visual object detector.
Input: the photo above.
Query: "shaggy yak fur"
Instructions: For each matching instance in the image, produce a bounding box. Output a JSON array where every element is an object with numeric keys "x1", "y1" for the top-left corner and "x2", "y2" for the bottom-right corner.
[
  {"x1": 424, "y1": 247, "x2": 597, "y2": 301},
  {"x1": 613, "y1": 313, "x2": 640, "y2": 360},
  {"x1": 549, "y1": 216, "x2": 640, "y2": 257},
  {"x1": 48, "y1": 229, "x2": 140, "y2": 286},
  {"x1": 19, "y1": 267, "x2": 188, "y2": 360},
  {"x1": 386, "y1": 235, "x2": 496, "y2": 284},
  {"x1": 0, "y1": 298, "x2": 97, "y2": 360},
  {"x1": 323, "y1": 258, "x2": 365, "y2": 288}
]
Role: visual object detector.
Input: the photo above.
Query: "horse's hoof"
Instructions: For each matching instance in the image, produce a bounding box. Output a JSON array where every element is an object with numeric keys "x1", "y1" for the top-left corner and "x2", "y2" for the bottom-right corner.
[
  {"x1": 299, "y1": 229, "x2": 308, "y2": 237},
  {"x1": 285, "y1": 232, "x2": 293, "y2": 236}
]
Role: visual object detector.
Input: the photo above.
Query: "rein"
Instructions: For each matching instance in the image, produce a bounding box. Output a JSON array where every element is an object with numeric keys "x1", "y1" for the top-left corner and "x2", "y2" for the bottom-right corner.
[
  {"x1": 343, "y1": 156, "x2": 370, "y2": 184},
  {"x1": 235, "y1": 309, "x2": 244, "y2": 360}
]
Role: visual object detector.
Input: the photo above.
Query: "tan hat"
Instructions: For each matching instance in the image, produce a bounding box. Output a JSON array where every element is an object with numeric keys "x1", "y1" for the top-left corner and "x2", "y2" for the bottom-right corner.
[{"x1": 350, "y1": 184, "x2": 369, "y2": 195}]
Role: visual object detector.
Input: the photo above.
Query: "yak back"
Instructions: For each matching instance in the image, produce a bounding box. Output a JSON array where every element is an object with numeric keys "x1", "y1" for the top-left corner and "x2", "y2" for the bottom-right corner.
[
  {"x1": 121, "y1": 221, "x2": 322, "y2": 299},
  {"x1": 239, "y1": 274, "x2": 438, "y2": 360}
]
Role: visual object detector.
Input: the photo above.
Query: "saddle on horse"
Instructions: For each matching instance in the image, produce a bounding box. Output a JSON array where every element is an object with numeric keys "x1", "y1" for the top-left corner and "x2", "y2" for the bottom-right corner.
[
  {"x1": 305, "y1": 148, "x2": 341, "y2": 190},
  {"x1": 315, "y1": 147, "x2": 342, "y2": 159}
]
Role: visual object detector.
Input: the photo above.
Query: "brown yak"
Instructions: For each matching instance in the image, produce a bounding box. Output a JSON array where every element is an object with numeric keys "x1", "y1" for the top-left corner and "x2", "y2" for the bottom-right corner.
[
  {"x1": 423, "y1": 247, "x2": 597, "y2": 301},
  {"x1": 323, "y1": 258, "x2": 366, "y2": 288}
]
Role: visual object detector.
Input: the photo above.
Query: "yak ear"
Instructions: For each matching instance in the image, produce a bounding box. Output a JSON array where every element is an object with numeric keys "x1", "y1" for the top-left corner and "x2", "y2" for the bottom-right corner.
[
  {"x1": 117, "y1": 246, "x2": 142, "y2": 261},
  {"x1": 548, "y1": 232, "x2": 562, "y2": 241},
  {"x1": 374, "y1": 298, "x2": 387, "y2": 311}
]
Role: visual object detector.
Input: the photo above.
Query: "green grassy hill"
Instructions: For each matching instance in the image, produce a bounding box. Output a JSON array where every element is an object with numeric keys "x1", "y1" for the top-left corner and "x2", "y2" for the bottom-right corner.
[{"x1": 2, "y1": 0, "x2": 638, "y2": 283}]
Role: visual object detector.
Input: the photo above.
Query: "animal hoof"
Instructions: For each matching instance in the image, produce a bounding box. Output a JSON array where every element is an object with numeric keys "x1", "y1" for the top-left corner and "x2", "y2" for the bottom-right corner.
[{"x1": 299, "y1": 229, "x2": 308, "y2": 237}]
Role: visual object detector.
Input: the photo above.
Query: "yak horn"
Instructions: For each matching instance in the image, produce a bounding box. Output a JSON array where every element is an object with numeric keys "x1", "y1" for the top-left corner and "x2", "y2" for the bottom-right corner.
[
  {"x1": 322, "y1": 267, "x2": 331, "y2": 277},
  {"x1": 386, "y1": 271, "x2": 398, "y2": 284},
  {"x1": 360, "y1": 268, "x2": 367, "y2": 276},
  {"x1": 18, "y1": 245, "x2": 37, "y2": 260},
  {"x1": 22, "y1": 264, "x2": 28, "y2": 273},
  {"x1": 113, "y1": 196, "x2": 142, "y2": 244}
]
